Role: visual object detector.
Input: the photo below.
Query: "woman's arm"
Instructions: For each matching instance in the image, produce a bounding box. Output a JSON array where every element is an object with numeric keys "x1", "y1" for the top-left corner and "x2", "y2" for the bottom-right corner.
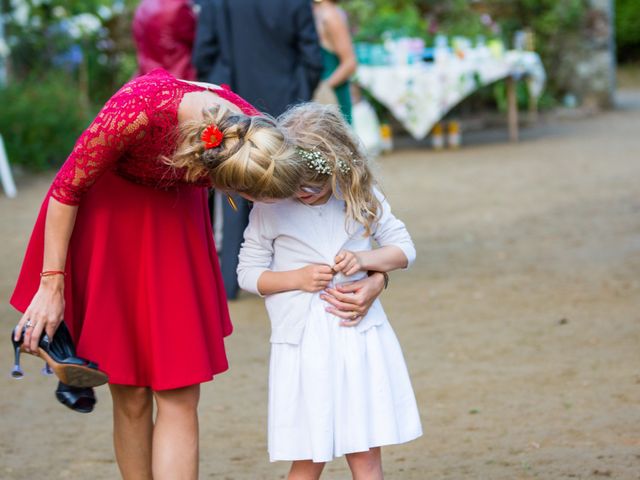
[
  {"x1": 322, "y1": 8, "x2": 357, "y2": 88},
  {"x1": 321, "y1": 272, "x2": 386, "y2": 325},
  {"x1": 14, "y1": 199, "x2": 78, "y2": 352},
  {"x1": 51, "y1": 83, "x2": 150, "y2": 205},
  {"x1": 15, "y1": 84, "x2": 151, "y2": 349}
]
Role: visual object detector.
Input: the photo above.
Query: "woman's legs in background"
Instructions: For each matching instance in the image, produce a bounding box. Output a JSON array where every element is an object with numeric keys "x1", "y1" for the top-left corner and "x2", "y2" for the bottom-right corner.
[
  {"x1": 288, "y1": 460, "x2": 326, "y2": 480},
  {"x1": 110, "y1": 385, "x2": 154, "y2": 480},
  {"x1": 152, "y1": 384, "x2": 201, "y2": 480},
  {"x1": 346, "y1": 447, "x2": 383, "y2": 480}
]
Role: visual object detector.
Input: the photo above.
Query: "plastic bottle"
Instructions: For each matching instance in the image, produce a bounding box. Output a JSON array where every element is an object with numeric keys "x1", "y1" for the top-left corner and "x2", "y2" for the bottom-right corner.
[
  {"x1": 380, "y1": 124, "x2": 393, "y2": 152},
  {"x1": 447, "y1": 121, "x2": 461, "y2": 149}
]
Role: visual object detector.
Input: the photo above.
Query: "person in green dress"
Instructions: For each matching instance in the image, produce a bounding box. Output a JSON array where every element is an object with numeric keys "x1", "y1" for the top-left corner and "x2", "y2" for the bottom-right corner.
[{"x1": 312, "y1": 0, "x2": 357, "y2": 123}]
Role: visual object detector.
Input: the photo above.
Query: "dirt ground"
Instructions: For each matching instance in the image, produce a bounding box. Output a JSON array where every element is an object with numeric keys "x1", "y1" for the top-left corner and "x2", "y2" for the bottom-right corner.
[{"x1": 1, "y1": 91, "x2": 639, "y2": 480}]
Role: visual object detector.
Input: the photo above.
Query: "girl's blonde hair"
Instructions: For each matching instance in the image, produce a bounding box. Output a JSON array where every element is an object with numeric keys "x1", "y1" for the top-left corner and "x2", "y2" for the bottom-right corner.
[
  {"x1": 278, "y1": 102, "x2": 381, "y2": 235},
  {"x1": 168, "y1": 105, "x2": 304, "y2": 200}
]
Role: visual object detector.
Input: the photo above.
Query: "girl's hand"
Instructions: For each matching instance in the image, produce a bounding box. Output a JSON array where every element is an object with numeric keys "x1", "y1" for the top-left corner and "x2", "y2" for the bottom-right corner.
[
  {"x1": 332, "y1": 250, "x2": 364, "y2": 277},
  {"x1": 14, "y1": 276, "x2": 65, "y2": 353},
  {"x1": 296, "y1": 264, "x2": 334, "y2": 293}
]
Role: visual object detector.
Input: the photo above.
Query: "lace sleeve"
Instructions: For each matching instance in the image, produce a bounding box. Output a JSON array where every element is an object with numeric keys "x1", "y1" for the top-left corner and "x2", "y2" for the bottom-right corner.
[{"x1": 50, "y1": 84, "x2": 151, "y2": 205}]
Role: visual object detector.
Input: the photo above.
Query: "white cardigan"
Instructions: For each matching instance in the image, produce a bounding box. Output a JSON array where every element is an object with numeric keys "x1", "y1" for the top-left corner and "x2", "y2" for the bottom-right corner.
[{"x1": 237, "y1": 189, "x2": 416, "y2": 344}]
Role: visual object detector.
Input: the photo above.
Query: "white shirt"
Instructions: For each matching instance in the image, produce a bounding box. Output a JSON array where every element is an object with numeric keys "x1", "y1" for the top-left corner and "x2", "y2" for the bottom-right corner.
[{"x1": 237, "y1": 189, "x2": 416, "y2": 344}]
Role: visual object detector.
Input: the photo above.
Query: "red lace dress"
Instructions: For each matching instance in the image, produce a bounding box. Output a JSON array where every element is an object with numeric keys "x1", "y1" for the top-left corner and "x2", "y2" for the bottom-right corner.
[{"x1": 10, "y1": 68, "x2": 260, "y2": 390}]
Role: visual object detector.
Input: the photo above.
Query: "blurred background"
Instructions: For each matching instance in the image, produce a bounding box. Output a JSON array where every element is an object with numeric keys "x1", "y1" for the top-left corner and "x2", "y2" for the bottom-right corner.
[
  {"x1": 1, "y1": 2, "x2": 639, "y2": 479},
  {"x1": 0, "y1": 0, "x2": 636, "y2": 170}
]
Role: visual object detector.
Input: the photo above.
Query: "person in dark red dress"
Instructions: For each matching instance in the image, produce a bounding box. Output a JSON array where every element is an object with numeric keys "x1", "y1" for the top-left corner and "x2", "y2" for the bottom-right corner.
[
  {"x1": 10, "y1": 68, "x2": 389, "y2": 477},
  {"x1": 133, "y1": 0, "x2": 198, "y2": 80},
  {"x1": 9, "y1": 68, "x2": 306, "y2": 478}
]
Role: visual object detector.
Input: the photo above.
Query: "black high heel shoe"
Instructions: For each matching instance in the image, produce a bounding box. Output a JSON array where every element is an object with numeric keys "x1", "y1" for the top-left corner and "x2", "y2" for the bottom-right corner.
[
  {"x1": 55, "y1": 381, "x2": 96, "y2": 414},
  {"x1": 11, "y1": 322, "x2": 108, "y2": 388}
]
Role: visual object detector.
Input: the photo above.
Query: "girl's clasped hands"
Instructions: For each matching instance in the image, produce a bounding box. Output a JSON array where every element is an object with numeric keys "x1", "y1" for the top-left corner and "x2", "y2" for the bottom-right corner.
[
  {"x1": 297, "y1": 249, "x2": 363, "y2": 293},
  {"x1": 296, "y1": 249, "x2": 366, "y2": 326}
]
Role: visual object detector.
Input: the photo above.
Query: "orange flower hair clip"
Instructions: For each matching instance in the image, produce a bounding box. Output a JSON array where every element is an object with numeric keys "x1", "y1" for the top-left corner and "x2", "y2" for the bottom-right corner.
[{"x1": 201, "y1": 124, "x2": 224, "y2": 149}]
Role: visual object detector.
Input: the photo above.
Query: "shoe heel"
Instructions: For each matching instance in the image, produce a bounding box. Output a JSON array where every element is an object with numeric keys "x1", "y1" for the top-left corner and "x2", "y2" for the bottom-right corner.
[{"x1": 10, "y1": 327, "x2": 24, "y2": 379}]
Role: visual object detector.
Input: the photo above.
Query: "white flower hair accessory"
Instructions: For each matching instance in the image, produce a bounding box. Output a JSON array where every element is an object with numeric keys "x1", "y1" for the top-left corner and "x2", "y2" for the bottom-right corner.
[{"x1": 296, "y1": 147, "x2": 351, "y2": 175}]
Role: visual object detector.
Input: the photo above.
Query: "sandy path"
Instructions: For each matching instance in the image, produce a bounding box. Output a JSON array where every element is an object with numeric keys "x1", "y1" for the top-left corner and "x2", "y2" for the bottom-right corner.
[{"x1": 1, "y1": 92, "x2": 639, "y2": 479}]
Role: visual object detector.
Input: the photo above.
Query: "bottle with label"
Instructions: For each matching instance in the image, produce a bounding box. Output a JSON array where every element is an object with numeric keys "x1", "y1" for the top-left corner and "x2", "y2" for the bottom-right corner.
[
  {"x1": 380, "y1": 124, "x2": 393, "y2": 152},
  {"x1": 447, "y1": 121, "x2": 461, "y2": 149}
]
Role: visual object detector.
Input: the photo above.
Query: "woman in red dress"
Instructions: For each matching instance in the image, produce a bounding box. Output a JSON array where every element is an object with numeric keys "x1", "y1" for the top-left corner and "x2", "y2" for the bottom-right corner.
[{"x1": 10, "y1": 68, "x2": 304, "y2": 479}]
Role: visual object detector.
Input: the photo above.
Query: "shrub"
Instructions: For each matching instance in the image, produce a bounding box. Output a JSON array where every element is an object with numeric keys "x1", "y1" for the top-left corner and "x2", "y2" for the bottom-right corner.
[
  {"x1": 2, "y1": 0, "x2": 138, "y2": 106},
  {"x1": 616, "y1": 0, "x2": 640, "y2": 62},
  {"x1": 0, "y1": 73, "x2": 93, "y2": 170}
]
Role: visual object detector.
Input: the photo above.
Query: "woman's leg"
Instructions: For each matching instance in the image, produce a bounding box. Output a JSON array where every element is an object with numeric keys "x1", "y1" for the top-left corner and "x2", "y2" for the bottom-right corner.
[
  {"x1": 109, "y1": 384, "x2": 154, "y2": 480},
  {"x1": 346, "y1": 447, "x2": 383, "y2": 480},
  {"x1": 152, "y1": 384, "x2": 201, "y2": 480},
  {"x1": 288, "y1": 460, "x2": 325, "y2": 480}
]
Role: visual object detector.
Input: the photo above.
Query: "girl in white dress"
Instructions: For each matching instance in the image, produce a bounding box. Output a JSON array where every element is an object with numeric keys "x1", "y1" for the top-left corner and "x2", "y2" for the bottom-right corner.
[{"x1": 237, "y1": 103, "x2": 422, "y2": 479}]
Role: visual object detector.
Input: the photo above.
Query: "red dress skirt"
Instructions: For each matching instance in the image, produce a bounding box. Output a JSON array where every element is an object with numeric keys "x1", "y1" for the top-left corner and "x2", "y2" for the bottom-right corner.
[{"x1": 11, "y1": 171, "x2": 232, "y2": 390}]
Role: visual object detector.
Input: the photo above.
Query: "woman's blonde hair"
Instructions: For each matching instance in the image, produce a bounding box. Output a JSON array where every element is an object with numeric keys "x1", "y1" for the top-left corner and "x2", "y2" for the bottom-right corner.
[
  {"x1": 168, "y1": 105, "x2": 303, "y2": 200},
  {"x1": 278, "y1": 102, "x2": 381, "y2": 235}
]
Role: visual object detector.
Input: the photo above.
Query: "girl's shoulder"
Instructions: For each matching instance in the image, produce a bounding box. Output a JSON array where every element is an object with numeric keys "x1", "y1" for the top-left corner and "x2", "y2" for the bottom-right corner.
[
  {"x1": 372, "y1": 185, "x2": 385, "y2": 201},
  {"x1": 251, "y1": 198, "x2": 301, "y2": 221},
  {"x1": 372, "y1": 185, "x2": 391, "y2": 211}
]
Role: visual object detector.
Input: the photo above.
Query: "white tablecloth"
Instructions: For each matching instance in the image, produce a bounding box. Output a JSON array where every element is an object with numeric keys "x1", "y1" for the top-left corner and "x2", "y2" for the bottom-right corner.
[{"x1": 356, "y1": 50, "x2": 546, "y2": 139}]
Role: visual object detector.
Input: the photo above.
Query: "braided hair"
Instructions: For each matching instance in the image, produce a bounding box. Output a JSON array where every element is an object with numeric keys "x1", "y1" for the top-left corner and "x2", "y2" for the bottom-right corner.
[{"x1": 168, "y1": 105, "x2": 304, "y2": 200}]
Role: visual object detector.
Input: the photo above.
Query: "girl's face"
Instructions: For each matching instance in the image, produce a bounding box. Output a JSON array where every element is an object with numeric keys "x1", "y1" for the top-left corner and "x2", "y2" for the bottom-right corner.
[{"x1": 295, "y1": 181, "x2": 332, "y2": 205}]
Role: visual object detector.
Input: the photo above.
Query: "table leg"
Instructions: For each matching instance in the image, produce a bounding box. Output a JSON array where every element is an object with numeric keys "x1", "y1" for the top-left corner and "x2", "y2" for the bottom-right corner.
[{"x1": 506, "y1": 76, "x2": 519, "y2": 142}]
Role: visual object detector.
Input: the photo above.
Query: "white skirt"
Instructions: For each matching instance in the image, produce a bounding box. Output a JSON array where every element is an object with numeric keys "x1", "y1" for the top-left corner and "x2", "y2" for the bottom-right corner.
[{"x1": 268, "y1": 308, "x2": 423, "y2": 462}]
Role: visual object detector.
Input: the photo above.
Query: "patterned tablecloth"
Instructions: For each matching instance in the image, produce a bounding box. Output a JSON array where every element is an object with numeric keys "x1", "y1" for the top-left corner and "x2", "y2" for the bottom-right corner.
[{"x1": 356, "y1": 50, "x2": 546, "y2": 139}]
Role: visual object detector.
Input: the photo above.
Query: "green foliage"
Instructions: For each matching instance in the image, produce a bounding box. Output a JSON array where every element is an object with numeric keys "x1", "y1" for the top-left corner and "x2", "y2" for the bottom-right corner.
[
  {"x1": 616, "y1": 0, "x2": 640, "y2": 62},
  {"x1": 494, "y1": 0, "x2": 588, "y2": 97},
  {"x1": 0, "y1": 0, "x2": 138, "y2": 169},
  {"x1": 434, "y1": 0, "x2": 494, "y2": 39},
  {"x1": 0, "y1": 73, "x2": 93, "y2": 169},
  {"x1": 344, "y1": 0, "x2": 494, "y2": 43},
  {"x1": 346, "y1": 1, "x2": 428, "y2": 41},
  {"x1": 492, "y1": 80, "x2": 532, "y2": 112},
  {"x1": 2, "y1": 0, "x2": 138, "y2": 102}
]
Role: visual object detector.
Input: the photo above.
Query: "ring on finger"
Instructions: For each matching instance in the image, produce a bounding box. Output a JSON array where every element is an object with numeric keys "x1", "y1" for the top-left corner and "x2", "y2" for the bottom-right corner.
[
  {"x1": 25, "y1": 320, "x2": 34, "y2": 329},
  {"x1": 350, "y1": 311, "x2": 358, "y2": 320}
]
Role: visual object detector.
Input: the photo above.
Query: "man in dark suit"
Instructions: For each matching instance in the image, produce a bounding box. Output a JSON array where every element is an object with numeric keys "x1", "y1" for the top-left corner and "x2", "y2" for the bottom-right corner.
[{"x1": 193, "y1": 0, "x2": 323, "y2": 299}]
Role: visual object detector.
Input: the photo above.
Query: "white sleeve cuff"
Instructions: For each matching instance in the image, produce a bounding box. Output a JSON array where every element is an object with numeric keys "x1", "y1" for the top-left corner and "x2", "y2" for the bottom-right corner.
[
  {"x1": 238, "y1": 267, "x2": 270, "y2": 297},
  {"x1": 397, "y1": 242, "x2": 416, "y2": 270}
]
